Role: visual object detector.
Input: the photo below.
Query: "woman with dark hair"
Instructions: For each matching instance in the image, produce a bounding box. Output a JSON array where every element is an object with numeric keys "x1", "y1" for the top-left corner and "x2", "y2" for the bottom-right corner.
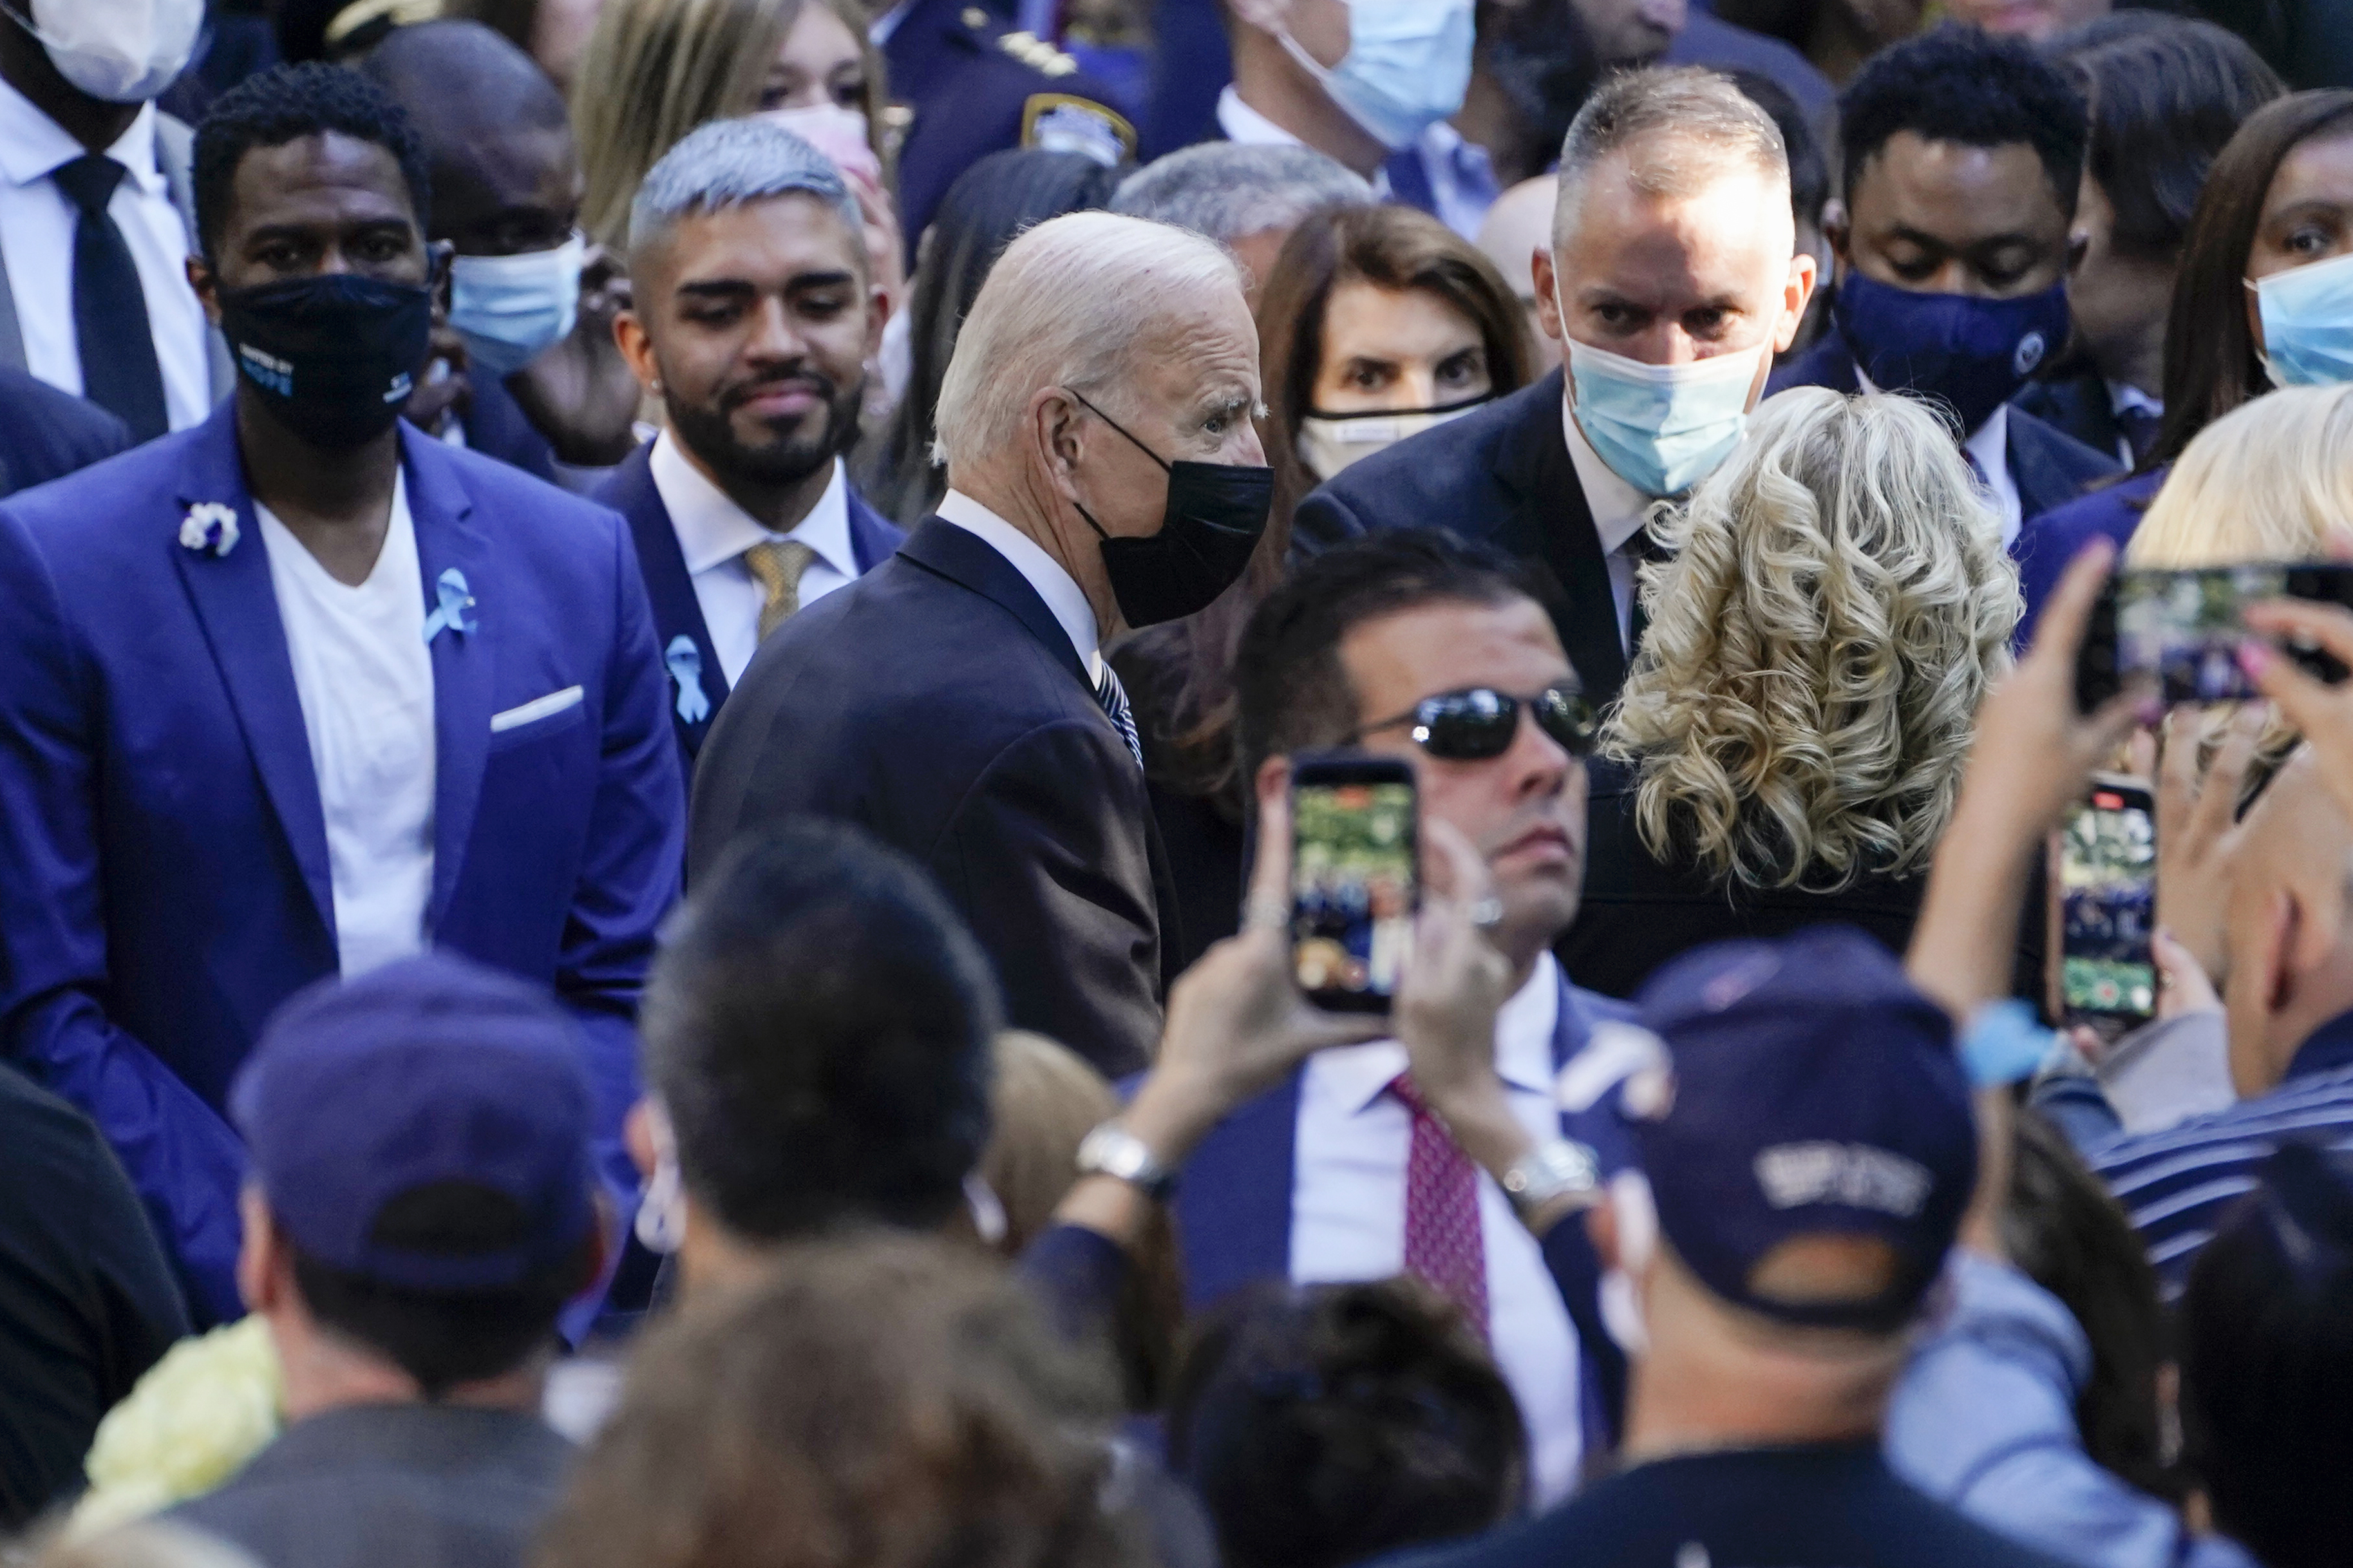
[
  {"x1": 2014, "y1": 87, "x2": 2353, "y2": 639},
  {"x1": 1112, "y1": 203, "x2": 1532, "y2": 972},
  {"x1": 854, "y1": 149, "x2": 1123, "y2": 527},
  {"x1": 2019, "y1": 15, "x2": 2283, "y2": 468}
]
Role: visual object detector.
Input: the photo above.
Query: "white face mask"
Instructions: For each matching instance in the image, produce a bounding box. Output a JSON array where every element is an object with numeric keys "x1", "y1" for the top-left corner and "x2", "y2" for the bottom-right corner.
[
  {"x1": 1295, "y1": 397, "x2": 1487, "y2": 479},
  {"x1": 756, "y1": 102, "x2": 884, "y2": 190},
  {"x1": 10, "y1": 0, "x2": 205, "y2": 104}
]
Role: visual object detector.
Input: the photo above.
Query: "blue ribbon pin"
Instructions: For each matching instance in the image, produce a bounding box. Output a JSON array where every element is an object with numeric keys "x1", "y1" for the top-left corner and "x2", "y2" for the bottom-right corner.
[
  {"x1": 665, "y1": 636, "x2": 710, "y2": 725},
  {"x1": 421, "y1": 569, "x2": 478, "y2": 644}
]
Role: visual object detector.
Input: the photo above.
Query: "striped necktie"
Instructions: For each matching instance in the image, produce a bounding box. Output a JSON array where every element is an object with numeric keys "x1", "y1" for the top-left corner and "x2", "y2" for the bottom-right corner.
[{"x1": 1095, "y1": 662, "x2": 1143, "y2": 768}]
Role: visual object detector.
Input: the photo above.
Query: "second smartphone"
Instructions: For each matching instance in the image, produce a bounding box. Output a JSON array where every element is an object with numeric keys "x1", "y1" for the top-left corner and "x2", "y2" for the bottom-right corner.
[{"x1": 1290, "y1": 753, "x2": 1419, "y2": 1014}]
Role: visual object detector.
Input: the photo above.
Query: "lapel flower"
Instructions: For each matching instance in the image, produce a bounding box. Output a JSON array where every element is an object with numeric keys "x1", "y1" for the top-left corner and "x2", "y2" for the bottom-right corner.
[{"x1": 177, "y1": 502, "x2": 240, "y2": 558}]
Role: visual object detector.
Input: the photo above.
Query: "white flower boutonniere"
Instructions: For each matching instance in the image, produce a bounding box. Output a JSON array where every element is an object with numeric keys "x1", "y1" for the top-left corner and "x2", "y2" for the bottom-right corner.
[
  {"x1": 68, "y1": 1316, "x2": 283, "y2": 1537},
  {"x1": 178, "y1": 503, "x2": 240, "y2": 558}
]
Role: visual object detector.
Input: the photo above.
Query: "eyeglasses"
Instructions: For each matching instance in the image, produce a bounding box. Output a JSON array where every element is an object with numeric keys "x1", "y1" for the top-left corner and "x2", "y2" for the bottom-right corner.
[{"x1": 1346, "y1": 684, "x2": 1600, "y2": 761}]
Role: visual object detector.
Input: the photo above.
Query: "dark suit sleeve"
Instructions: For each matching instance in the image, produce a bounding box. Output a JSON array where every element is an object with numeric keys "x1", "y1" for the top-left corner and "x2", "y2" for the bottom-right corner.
[
  {"x1": 932, "y1": 719, "x2": 1161, "y2": 1076},
  {"x1": 1287, "y1": 482, "x2": 1368, "y2": 564},
  {"x1": 0, "y1": 511, "x2": 246, "y2": 1325},
  {"x1": 555, "y1": 520, "x2": 686, "y2": 1204}
]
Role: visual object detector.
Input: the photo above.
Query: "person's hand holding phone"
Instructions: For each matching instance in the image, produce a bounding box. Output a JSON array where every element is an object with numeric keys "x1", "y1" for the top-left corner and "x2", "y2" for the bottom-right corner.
[{"x1": 2154, "y1": 704, "x2": 2267, "y2": 981}]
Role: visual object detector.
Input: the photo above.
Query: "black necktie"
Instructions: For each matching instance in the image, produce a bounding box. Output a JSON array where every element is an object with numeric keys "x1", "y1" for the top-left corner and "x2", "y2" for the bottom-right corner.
[
  {"x1": 1623, "y1": 524, "x2": 1673, "y2": 657},
  {"x1": 53, "y1": 154, "x2": 169, "y2": 442},
  {"x1": 2117, "y1": 404, "x2": 2162, "y2": 468}
]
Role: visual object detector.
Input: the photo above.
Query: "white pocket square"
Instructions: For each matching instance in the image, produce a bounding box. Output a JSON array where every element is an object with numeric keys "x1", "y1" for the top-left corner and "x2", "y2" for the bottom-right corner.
[{"x1": 490, "y1": 686, "x2": 585, "y2": 733}]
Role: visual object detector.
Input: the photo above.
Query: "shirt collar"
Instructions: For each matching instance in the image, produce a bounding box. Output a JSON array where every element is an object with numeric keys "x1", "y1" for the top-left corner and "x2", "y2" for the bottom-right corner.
[
  {"x1": 2285, "y1": 1008, "x2": 2353, "y2": 1084},
  {"x1": 1314, "y1": 953, "x2": 1564, "y2": 1115},
  {"x1": 650, "y1": 433, "x2": 858, "y2": 583},
  {"x1": 0, "y1": 76, "x2": 162, "y2": 193},
  {"x1": 1961, "y1": 401, "x2": 2010, "y2": 477},
  {"x1": 1216, "y1": 86, "x2": 1301, "y2": 147},
  {"x1": 2108, "y1": 381, "x2": 2162, "y2": 419},
  {"x1": 934, "y1": 488, "x2": 1101, "y2": 674},
  {"x1": 1560, "y1": 391, "x2": 1654, "y2": 554}
]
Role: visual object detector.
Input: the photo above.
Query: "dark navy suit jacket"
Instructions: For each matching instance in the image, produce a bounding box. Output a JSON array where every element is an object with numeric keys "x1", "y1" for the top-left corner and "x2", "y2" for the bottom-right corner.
[
  {"x1": 0, "y1": 406, "x2": 685, "y2": 1323},
  {"x1": 2008, "y1": 467, "x2": 2166, "y2": 647},
  {"x1": 1768, "y1": 328, "x2": 2121, "y2": 527},
  {"x1": 460, "y1": 372, "x2": 558, "y2": 484},
  {"x1": 594, "y1": 440, "x2": 905, "y2": 774},
  {"x1": 0, "y1": 368, "x2": 131, "y2": 500},
  {"x1": 1291, "y1": 368, "x2": 1632, "y2": 707},
  {"x1": 1174, "y1": 972, "x2": 1640, "y2": 1443},
  {"x1": 688, "y1": 515, "x2": 1171, "y2": 1075}
]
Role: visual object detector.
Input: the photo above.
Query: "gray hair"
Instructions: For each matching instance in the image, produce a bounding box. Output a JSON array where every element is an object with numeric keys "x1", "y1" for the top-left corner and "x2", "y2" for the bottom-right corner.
[
  {"x1": 1109, "y1": 142, "x2": 1374, "y2": 242},
  {"x1": 628, "y1": 117, "x2": 864, "y2": 263},
  {"x1": 1554, "y1": 66, "x2": 1788, "y2": 248},
  {"x1": 932, "y1": 211, "x2": 1245, "y2": 472}
]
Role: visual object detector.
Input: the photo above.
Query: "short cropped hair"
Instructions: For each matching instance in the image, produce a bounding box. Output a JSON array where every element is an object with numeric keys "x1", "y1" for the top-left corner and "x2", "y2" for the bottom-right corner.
[
  {"x1": 1728, "y1": 69, "x2": 1827, "y2": 231},
  {"x1": 2046, "y1": 14, "x2": 2284, "y2": 264},
  {"x1": 1233, "y1": 531, "x2": 1547, "y2": 784},
  {"x1": 358, "y1": 19, "x2": 570, "y2": 146},
  {"x1": 2182, "y1": 1144, "x2": 2353, "y2": 1568},
  {"x1": 628, "y1": 116, "x2": 863, "y2": 263},
  {"x1": 931, "y1": 211, "x2": 1243, "y2": 472},
  {"x1": 1839, "y1": 25, "x2": 2087, "y2": 215},
  {"x1": 1110, "y1": 142, "x2": 1374, "y2": 241},
  {"x1": 288, "y1": 1182, "x2": 598, "y2": 1397},
  {"x1": 640, "y1": 820, "x2": 999, "y2": 1241},
  {"x1": 194, "y1": 62, "x2": 432, "y2": 260},
  {"x1": 1554, "y1": 66, "x2": 1787, "y2": 249},
  {"x1": 1169, "y1": 1280, "x2": 1527, "y2": 1568}
]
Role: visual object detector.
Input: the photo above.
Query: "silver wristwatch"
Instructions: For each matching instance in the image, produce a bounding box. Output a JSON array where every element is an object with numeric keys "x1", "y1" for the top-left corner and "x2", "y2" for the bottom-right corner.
[
  {"x1": 1076, "y1": 1120, "x2": 1178, "y2": 1202},
  {"x1": 1499, "y1": 1138, "x2": 1600, "y2": 1221}
]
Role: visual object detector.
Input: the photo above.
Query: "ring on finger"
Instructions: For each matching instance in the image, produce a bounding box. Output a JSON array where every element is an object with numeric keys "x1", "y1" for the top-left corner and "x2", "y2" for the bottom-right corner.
[
  {"x1": 1467, "y1": 896, "x2": 1505, "y2": 930},
  {"x1": 1243, "y1": 894, "x2": 1291, "y2": 933}
]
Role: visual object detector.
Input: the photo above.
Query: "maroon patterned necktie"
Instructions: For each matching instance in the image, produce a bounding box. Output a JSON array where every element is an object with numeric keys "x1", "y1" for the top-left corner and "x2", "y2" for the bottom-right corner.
[{"x1": 1390, "y1": 1073, "x2": 1490, "y2": 1339}]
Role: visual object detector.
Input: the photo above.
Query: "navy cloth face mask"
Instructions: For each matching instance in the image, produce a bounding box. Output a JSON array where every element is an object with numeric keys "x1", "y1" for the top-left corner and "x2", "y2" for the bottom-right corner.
[
  {"x1": 222, "y1": 273, "x2": 433, "y2": 449},
  {"x1": 1832, "y1": 271, "x2": 2072, "y2": 436}
]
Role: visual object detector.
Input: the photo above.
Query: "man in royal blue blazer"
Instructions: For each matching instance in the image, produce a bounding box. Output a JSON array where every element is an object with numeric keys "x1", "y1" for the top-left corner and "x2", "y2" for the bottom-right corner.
[
  {"x1": 0, "y1": 64, "x2": 683, "y2": 1325},
  {"x1": 600, "y1": 119, "x2": 903, "y2": 775},
  {"x1": 1291, "y1": 68, "x2": 1817, "y2": 712},
  {"x1": 1163, "y1": 530, "x2": 1640, "y2": 1504}
]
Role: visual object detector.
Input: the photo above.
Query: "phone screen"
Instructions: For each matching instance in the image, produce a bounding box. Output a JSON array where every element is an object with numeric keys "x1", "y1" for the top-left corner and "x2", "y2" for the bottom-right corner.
[
  {"x1": 2096, "y1": 563, "x2": 2353, "y2": 707},
  {"x1": 2058, "y1": 784, "x2": 2157, "y2": 1023},
  {"x1": 1292, "y1": 778, "x2": 1418, "y2": 1010}
]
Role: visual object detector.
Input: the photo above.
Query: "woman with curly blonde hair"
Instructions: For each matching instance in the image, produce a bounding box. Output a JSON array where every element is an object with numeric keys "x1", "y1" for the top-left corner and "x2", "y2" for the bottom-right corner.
[{"x1": 1558, "y1": 387, "x2": 2023, "y2": 997}]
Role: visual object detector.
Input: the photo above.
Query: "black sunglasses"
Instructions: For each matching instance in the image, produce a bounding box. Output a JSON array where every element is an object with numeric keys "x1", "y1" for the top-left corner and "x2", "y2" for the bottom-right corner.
[{"x1": 1346, "y1": 684, "x2": 1600, "y2": 761}]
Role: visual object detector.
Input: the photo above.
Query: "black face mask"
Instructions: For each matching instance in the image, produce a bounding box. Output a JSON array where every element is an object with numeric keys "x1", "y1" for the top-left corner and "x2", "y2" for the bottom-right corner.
[
  {"x1": 219, "y1": 274, "x2": 434, "y2": 449},
  {"x1": 1067, "y1": 391, "x2": 1274, "y2": 628}
]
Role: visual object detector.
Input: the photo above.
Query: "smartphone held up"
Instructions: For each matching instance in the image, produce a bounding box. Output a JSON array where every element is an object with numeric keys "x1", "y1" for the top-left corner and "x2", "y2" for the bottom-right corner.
[
  {"x1": 1289, "y1": 754, "x2": 1420, "y2": 1015},
  {"x1": 2054, "y1": 776, "x2": 2158, "y2": 1031},
  {"x1": 2077, "y1": 562, "x2": 2353, "y2": 711}
]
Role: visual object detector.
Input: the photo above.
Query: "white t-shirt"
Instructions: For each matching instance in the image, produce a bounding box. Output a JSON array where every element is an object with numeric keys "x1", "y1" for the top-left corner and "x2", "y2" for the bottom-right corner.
[{"x1": 258, "y1": 476, "x2": 437, "y2": 977}]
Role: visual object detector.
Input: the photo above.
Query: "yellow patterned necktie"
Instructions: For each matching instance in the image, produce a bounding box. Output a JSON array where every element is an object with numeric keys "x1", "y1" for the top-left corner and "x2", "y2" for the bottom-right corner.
[{"x1": 742, "y1": 538, "x2": 820, "y2": 641}]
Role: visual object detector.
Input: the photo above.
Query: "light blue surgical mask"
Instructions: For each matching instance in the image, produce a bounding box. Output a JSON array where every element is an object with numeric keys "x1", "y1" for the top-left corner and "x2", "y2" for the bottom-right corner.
[
  {"x1": 2252, "y1": 249, "x2": 2353, "y2": 388},
  {"x1": 1564, "y1": 334, "x2": 1767, "y2": 498},
  {"x1": 448, "y1": 233, "x2": 585, "y2": 380},
  {"x1": 1278, "y1": 0, "x2": 1475, "y2": 153}
]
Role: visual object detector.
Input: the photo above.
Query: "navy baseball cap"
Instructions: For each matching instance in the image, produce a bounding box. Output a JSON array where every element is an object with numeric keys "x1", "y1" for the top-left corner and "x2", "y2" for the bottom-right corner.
[
  {"x1": 231, "y1": 953, "x2": 598, "y2": 1292},
  {"x1": 1629, "y1": 927, "x2": 1978, "y2": 1333}
]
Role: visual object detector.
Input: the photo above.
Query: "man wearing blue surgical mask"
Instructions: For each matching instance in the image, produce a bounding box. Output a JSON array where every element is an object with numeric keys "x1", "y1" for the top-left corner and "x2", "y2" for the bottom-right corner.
[
  {"x1": 1769, "y1": 26, "x2": 2117, "y2": 548},
  {"x1": 360, "y1": 20, "x2": 641, "y2": 489},
  {"x1": 1218, "y1": 0, "x2": 1496, "y2": 240},
  {"x1": 1294, "y1": 66, "x2": 1812, "y2": 708}
]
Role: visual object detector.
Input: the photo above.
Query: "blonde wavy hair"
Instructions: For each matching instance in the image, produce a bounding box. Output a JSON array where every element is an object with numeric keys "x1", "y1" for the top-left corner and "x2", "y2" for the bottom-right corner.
[{"x1": 1605, "y1": 387, "x2": 2019, "y2": 891}]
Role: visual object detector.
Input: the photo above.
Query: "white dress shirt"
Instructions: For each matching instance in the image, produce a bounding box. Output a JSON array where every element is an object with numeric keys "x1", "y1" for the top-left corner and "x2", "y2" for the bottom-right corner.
[
  {"x1": 936, "y1": 487, "x2": 1103, "y2": 680},
  {"x1": 1291, "y1": 954, "x2": 1585, "y2": 1505},
  {"x1": 258, "y1": 477, "x2": 437, "y2": 978},
  {"x1": 650, "y1": 433, "x2": 858, "y2": 686},
  {"x1": 1853, "y1": 364, "x2": 2021, "y2": 546},
  {"x1": 1560, "y1": 395, "x2": 1657, "y2": 653},
  {"x1": 0, "y1": 79, "x2": 211, "y2": 431}
]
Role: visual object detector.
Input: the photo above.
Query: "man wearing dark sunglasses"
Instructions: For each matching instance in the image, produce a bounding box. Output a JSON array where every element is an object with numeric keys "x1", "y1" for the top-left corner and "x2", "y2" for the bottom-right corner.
[{"x1": 1146, "y1": 529, "x2": 1634, "y2": 1506}]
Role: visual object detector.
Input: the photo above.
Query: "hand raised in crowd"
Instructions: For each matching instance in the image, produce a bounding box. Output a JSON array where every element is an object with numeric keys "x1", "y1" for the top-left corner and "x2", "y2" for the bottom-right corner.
[
  {"x1": 1909, "y1": 540, "x2": 2150, "y2": 1022},
  {"x1": 2242, "y1": 596, "x2": 2353, "y2": 833},
  {"x1": 507, "y1": 243, "x2": 645, "y2": 468},
  {"x1": 2153, "y1": 703, "x2": 2266, "y2": 987}
]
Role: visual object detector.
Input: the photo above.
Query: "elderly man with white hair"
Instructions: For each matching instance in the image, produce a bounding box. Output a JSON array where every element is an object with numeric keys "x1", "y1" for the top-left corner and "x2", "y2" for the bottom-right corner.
[{"x1": 688, "y1": 211, "x2": 1274, "y2": 1077}]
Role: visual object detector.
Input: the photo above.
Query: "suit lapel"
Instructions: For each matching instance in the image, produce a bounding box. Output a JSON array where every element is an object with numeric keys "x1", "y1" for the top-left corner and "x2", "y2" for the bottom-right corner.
[
  {"x1": 1173, "y1": 1068, "x2": 1302, "y2": 1310},
  {"x1": 845, "y1": 489, "x2": 905, "y2": 574},
  {"x1": 169, "y1": 406, "x2": 335, "y2": 940},
  {"x1": 1497, "y1": 371, "x2": 1625, "y2": 701},
  {"x1": 896, "y1": 516, "x2": 1091, "y2": 686},
  {"x1": 402, "y1": 430, "x2": 495, "y2": 930},
  {"x1": 610, "y1": 442, "x2": 728, "y2": 757}
]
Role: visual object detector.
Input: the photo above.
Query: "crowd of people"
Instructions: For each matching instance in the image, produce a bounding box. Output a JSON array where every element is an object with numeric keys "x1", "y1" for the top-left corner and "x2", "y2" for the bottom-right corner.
[{"x1": 0, "y1": 1, "x2": 2350, "y2": 1566}]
